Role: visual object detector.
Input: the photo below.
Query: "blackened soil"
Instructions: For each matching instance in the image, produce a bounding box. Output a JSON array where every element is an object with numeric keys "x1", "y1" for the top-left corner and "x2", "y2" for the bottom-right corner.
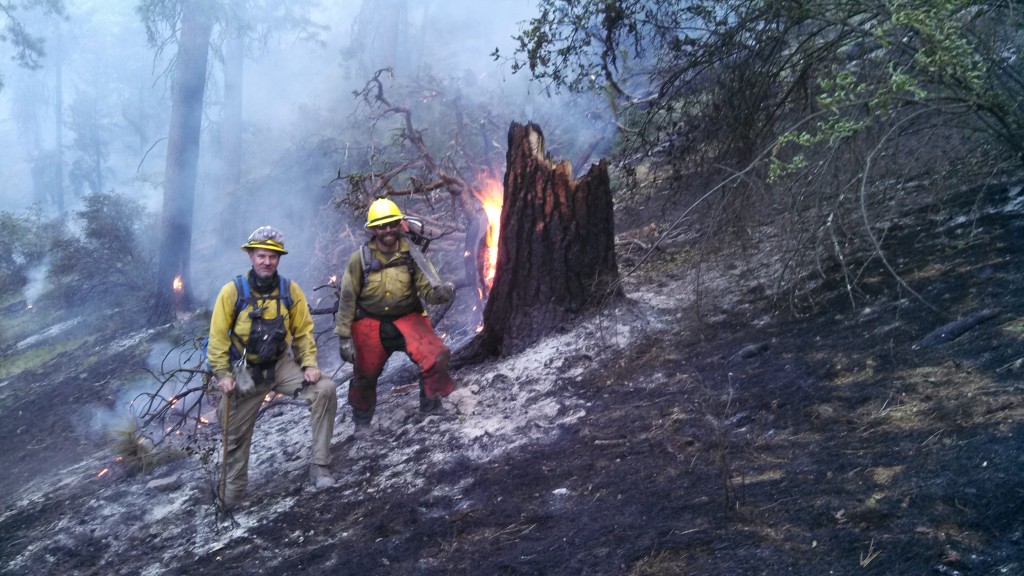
[
  {"x1": 175, "y1": 186, "x2": 1023, "y2": 574},
  {"x1": 2, "y1": 184, "x2": 1023, "y2": 575}
]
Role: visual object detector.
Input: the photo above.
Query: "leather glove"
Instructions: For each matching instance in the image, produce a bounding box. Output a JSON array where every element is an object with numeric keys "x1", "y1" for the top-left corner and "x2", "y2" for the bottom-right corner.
[
  {"x1": 339, "y1": 337, "x2": 356, "y2": 364},
  {"x1": 434, "y1": 281, "x2": 455, "y2": 303}
]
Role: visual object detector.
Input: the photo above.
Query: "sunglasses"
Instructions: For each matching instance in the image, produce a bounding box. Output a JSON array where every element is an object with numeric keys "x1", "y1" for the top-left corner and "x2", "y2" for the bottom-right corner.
[{"x1": 371, "y1": 221, "x2": 402, "y2": 231}]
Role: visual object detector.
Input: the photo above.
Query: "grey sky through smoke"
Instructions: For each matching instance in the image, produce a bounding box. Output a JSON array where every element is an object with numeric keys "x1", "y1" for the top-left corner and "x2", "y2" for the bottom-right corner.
[{"x1": 0, "y1": 0, "x2": 605, "y2": 305}]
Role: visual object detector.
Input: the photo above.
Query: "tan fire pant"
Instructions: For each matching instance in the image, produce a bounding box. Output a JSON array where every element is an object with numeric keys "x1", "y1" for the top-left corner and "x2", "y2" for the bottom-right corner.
[{"x1": 217, "y1": 355, "x2": 337, "y2": 494}]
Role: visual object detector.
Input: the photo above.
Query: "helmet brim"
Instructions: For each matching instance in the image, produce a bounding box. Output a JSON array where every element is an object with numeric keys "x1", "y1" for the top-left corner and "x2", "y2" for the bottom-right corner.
[
  {"x1": 242, "y1": 241, "x2": 288, "y2": 254},
  {"x1": 365, "y1": 214, "x2": 405, "y2": 228}
]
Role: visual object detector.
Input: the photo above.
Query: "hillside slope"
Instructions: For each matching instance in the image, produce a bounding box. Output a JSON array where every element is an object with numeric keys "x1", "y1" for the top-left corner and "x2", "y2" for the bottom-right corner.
[{"x1": 1, "y1": 182, "x2": 1022, "y2": 575}]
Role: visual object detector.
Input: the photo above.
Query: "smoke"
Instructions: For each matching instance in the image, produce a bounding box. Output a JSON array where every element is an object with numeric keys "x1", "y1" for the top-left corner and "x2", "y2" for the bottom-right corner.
[
  {"x1": 71, "y1": 371, "x2": 151, "y2": 443},
  {"x1": 1, "y1": 0, "x2": 613, "y2": 314},
  {"x1": 73, "y1": 401, "x2": 139, "y2": 444},
  {"x1": 73, "y1": 339, "x2": 207, "y2": 443},
  {"x1": 187, "y1": 0, "x2": 558, "y2": 305},
  {"x1": 22, "y1": 258, "x2": 49, "y2": 307}
]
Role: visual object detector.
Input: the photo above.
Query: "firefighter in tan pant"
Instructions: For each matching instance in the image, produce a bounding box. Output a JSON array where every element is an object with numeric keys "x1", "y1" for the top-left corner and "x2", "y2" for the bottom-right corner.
[{"x1": 207, "y1": 226, "x2": 337, "y2": 510}]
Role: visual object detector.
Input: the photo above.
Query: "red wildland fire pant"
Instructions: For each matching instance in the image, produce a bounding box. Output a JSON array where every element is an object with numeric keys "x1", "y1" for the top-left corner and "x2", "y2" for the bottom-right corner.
[{"x1": 349, "y1": 312, "x2": 453, "y2": 422}]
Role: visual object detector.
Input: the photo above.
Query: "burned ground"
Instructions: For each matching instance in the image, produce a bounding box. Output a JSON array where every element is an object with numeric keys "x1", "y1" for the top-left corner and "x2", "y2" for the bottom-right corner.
[{"x1": 1, "y1": 183, "x2": 1022, "y2": 576}]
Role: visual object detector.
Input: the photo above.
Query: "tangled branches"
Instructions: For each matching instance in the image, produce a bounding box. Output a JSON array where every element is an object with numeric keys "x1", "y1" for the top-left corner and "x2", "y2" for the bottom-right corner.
[{"x1": 125, "y1": 337, "x2": 217, "y2": 466}]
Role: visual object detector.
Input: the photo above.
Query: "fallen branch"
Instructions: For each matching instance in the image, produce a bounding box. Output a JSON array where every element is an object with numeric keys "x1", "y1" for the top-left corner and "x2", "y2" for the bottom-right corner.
[{"x1": 913, "y1": 308, "x2": 1000, "y2": 349}]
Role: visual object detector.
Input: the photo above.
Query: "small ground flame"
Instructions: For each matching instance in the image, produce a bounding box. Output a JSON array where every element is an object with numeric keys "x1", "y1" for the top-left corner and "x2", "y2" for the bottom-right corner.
[
  {"x1": 474, "y1": 178, "x2": 503, "y2": 291},
  {"x1": 172, "y1": 275, "x2": 184, "y2": 293},
  {"x1": 97, "y1": 468, "x2": 111, "y2": 479}
]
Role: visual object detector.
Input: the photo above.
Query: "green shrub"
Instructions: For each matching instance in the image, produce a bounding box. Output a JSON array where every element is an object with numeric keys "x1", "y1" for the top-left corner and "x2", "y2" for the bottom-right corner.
[
  {"x1": 47, "y1": 192, "x2": 156, "y2": 310},
  {"x1": 0, "y1": 207, "x2": 50, "y2": 297}
]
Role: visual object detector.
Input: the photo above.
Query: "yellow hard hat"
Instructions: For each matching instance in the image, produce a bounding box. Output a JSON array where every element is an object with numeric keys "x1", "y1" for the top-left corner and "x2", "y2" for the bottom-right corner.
[
  {"x1": 241, "y1": 225, "x2": 288, "y2": 254},
  {"x1": 365, "y1": 198, "x2": 405, "y2": 228}
]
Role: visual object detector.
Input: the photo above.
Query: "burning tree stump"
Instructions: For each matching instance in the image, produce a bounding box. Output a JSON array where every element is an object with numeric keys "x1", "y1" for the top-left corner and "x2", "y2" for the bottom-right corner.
[{"x1": 478, "y1": 122, "x2": 620, "y2": 356}]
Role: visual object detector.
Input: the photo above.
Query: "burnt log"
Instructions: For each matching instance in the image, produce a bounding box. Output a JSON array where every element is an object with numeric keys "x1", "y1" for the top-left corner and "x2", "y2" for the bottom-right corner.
[{"x1": 477, "y1": 122, "x2": 620, "y2": 356}]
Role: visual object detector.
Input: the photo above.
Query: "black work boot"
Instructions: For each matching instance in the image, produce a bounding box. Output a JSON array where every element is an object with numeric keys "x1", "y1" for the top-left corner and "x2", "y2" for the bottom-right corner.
[
  {"x1": 350, "y1": 405, "x2": 375, "y2": 440},
  {"x1": 352, "y1": 420, "x2": 373, "y2": 440},
  {"x1": 221, "y1": 487, "x2": 244, "y2": 512},
  {"x1": 309, "y1": 464, "x2": 335, "y2": 489},
  {"x1": 419, "y1": 396, "x2": 442, "y2": 415}
]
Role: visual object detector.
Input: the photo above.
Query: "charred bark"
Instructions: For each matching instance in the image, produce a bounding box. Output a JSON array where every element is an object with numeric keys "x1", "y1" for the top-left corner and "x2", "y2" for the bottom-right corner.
[
  {"x1": 151, "y1": 1, "x2": 213, "y2": 324},
  {"x1": 477, "y1": 122, "x2": 620, "y2": 356}
]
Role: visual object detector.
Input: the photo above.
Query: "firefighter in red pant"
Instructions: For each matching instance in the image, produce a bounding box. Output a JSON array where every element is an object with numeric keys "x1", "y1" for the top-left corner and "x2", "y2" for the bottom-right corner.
[{"x1": 335, "y1": 198, "x2": 456, "y2": 438}]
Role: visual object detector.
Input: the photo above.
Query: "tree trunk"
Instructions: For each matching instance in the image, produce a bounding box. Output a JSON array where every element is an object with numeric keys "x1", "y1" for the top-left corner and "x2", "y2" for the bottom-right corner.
[
  {"x1": 380, "y1": 0, "x2": 405, "y2": 74},
  {"x1": 477, "y1": 122, "x2": 620, "y2": 356},
  {"x1": 151, "y1": 0, "x2": 213, "y2": 324},
  {"x1": 52, "y1": 20, "x2": 64, "y2": 213},
  {"x1": 222, "y1": 14, "x2": 243, "y2": 190},
  {"x1": 217, "y1": 12, "x2": 244, "y2": 249}
]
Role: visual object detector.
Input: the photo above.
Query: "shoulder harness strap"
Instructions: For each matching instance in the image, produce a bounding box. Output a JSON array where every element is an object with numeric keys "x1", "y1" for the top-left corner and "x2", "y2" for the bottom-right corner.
[
  {"x1": 228, "y1": 275, "x2": 251, "y2": 355},
  {"x1": 234, "y1": 274, "x2": 293, "y2": 313},
  {"x1": 359, "y1": 243, "x2": 373, "y2": 289},
  {"x1": 232, "y1": 274, "x2": 251, "y2": 320},
  {"x1": 277, "y1": 275, "x2": 293, "y2": 310},
  {"x1": 358, "y1": 242, "x2": 420, "y2": 305},
  {"x1": 359, "y1": 242, "x2": 418, "y2": 293},
  {"x1": 228, "y1": 274, "x2": 293, "y2": 350}
]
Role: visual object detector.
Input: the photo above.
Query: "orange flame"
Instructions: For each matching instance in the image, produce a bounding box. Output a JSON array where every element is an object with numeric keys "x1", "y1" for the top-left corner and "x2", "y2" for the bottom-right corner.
[
  {"x1": 97, "y1": 468, "x2": 110, "y2": 479},
  {"x1": 172, "y1": 275, "x2": 184, "y2": 293},
  {"x1": 329, "y1": 275, "x2": 337, "y2": 285},
  {"x1": 474, "y1": 178, "x2": 503, "y2": 290}
]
